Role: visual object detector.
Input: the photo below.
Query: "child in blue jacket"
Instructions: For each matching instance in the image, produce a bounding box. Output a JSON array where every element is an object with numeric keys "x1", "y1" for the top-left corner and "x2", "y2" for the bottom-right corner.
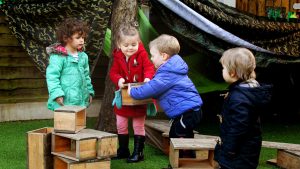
[{"x1": 128, "y1": 34, "x2": 203, "y2": 143}]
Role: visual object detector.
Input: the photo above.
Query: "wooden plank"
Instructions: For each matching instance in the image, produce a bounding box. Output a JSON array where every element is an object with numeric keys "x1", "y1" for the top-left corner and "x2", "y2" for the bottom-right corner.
[
  {"x1": 0, "y1": 67, "x2": 44, "y2": 79},
  {"x1": 145, "y1": 124, "x2": 170, "y2": 155},
  {"x1": 0, "y1": 24, "x2": 11, "y2": 33},
  {"x1": 248, "y1": 0, "x2": 258, "y2": 15},
  {"x1": 170, "y1": 141, "x2": 179, "y2": 168},
  {"x1": 170, "y1": 138, "x2": 216, "y2": 150},
  {"x1": 0, "y1": 88, "x2": 48, "y2": 97},
  {"x1": 97, "y1": 135, "x2": 118, "y2": 159},
  {"x1": 241, "y1": 0, "x2": 249, "y2": 11},
  {"x1": 236, "y1": 0, "x2": 243, "y2": 11},
  {"x1": 77, "y1": 139, "x2": 97, "y2": 160},
  {"x1": 145, "y1": 120, "x2": 170, "y2": 133},
  {"x1": 0, "y1": 15, "x2": 7, "y2": 24},
  {"x1": 257, "y1": 0, "x2": 266, "y2": 16},
  {"x1": 54, "y1": 156, "x2": 110, "y2": 169},
  {"x1": 0, "y1": 95, "x2": 48, "y2": 104},
  {"x1": 0, "y1": 57, "x2": 35, "y2": 66},
  {"x1": 266, "y1": 0, "x2": 274, "y2": 7},
  {"x1": 55, "y1": 106, "x2": 86, "y2": 113},
  {"x1": 0, "y1": 47, "x2": 28, "y2": 57},
  {"x1": 0, "y1": 34, "x2": 19, "y2": 46},
  {"x1": 277, "y1": 149, "x2": 300, "y2": 169},
  {"x1": 0, "y1": 88, "x2": 49, "y2": 104},
  {"x1": 262, "y1": 141, "x2": 300, "y2": 151},
  {"x1": 27, "y1": 127, "x2": 53, "y2": 169},
  {"x1": 290, "y1": 0, "x2": 300, "y2": 12},
  {"x1": 0, "y1": 79, "x2": 46, "y2": 90},
  {"x1": 176, "y1": 159, "x2": 214, "y2": 169},
  {"x1": 54, "y1": 112, "x2": 77, "y2": 133}
]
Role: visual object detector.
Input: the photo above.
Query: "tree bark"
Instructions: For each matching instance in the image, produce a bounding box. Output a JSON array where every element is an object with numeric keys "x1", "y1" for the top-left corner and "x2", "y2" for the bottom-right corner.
[{"x1": 95, "y1": 0, "x2": 138, "y2": 133}]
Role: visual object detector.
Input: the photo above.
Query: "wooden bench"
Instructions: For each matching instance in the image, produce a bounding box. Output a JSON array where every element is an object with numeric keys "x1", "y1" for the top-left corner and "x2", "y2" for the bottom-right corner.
[
  {"x1": 145, "y1": 120, "x2": 217, "y2": 155},
  {"x1": 263, "y1": 141, "x2": 300, "y2": 168},
  {"x1": 169, "y1": 138, "x2": 217, "y2": 169}
]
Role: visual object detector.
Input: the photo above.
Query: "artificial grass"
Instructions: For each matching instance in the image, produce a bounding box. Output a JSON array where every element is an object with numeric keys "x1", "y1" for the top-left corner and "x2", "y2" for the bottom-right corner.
[{"x1": 1, "y1": 118, "x2": 300, "y2": 169}]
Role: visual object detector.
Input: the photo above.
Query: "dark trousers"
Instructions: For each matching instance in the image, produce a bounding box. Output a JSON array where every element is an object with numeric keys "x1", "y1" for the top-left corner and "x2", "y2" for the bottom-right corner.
[{"x1": 169, "y1": 109, "x2": 202, "y2": 138}]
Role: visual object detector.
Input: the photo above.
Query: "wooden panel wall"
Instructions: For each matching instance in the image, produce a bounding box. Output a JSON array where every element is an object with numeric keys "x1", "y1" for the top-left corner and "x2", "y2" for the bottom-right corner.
[
  {"x1": 236, "y1": 0, "x2": 300, "y2": 16},
  {"x1": 0, "y1": 13, "x2": 107, "y2": 104}
]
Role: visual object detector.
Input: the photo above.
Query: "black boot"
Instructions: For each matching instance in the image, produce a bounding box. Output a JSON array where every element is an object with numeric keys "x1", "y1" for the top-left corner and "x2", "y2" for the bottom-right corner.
[
  {"x1": 127, "y1": 135, "x2": 145, "y2": 163},
  {"x1": 113, "y1": 134, "x2": 130, "y2": 159}
]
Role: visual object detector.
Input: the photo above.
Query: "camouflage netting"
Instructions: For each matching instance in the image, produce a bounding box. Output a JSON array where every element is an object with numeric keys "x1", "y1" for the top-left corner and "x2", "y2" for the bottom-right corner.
[
  {"x1": 151, "y1": 0, "x2": 300, "y2": 67},
  {"x1": 0, "y1": 0, "x2": 113, "y2": 75}
]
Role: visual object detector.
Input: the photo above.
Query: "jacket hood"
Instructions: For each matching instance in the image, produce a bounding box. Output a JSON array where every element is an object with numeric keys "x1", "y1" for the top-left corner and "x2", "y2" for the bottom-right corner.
[
  {"x1": 112, "y1": 42, "x2": 146, "y2": 59},
  {"x1": 46, "y1": 43, "x2": 84, "y2": 56},
  {"x1": 231, "y1": 81, "x2": 273, "y2": 107},
  {"x1": 158, "y1": 55, "x2": 188, "y2": 75}
]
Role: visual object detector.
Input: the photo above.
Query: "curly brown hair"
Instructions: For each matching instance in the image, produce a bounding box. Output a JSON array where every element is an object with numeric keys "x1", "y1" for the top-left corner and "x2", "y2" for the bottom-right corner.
[{"x1": 56, "y1": 18, "x2": 89, "y2": 45}]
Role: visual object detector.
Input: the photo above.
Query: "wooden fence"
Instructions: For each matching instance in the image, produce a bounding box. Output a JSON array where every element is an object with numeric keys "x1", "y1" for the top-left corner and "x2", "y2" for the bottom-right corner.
[{"x1": 236, "y1": 0, "x2": 300, "y2": 16}]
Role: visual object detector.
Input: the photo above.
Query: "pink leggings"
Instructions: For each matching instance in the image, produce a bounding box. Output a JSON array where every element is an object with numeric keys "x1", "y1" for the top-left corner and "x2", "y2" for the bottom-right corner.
[{"x1": 116, "y1": 114, "x2": 146, "y2": 136}]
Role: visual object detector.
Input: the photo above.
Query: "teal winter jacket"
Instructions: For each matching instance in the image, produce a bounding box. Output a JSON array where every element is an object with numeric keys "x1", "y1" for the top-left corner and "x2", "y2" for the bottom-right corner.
[{"x1": 46, "y1": 45, "x2": 94, "y2": 111}]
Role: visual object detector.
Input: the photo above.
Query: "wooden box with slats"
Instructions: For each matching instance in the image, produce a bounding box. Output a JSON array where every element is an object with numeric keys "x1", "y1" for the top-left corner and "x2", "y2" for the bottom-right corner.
[
  {"x1": 122, "y1": 82, "x2": 152, "y2": 105},
  {"x1": 54, "y1": 105, "x2": 86, "y2": 133},
  {"x1": 169, "y1": 138, "x2": 217, "y2": 169}
]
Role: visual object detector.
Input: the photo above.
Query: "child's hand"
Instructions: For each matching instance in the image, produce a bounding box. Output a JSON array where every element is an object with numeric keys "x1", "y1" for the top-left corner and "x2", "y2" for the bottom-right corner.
[
  {"x1": 127, "y1": 83, "x2": 131, "y2": 96},
  {"x1": 55, "y1": 97, "x2": 64, "y2": 106},
  {"x1": 89, "y1": 95, "x2": 93, "y2": 104},
  {"x1": 118, "y1": 78, "x2": 125, "y2": 88},
  {"x1": 144, "y1": 78, "x2": 150, "y2": 83}
]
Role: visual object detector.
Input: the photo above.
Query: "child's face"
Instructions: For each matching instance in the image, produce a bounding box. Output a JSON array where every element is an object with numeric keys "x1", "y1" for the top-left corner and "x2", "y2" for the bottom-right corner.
[
  {"x1": 222, "y1": 65, "x2": 237, "y2": 84},
  {"x1": 118, "y1": 35, "x2": 139, "y2": 57},
  {"x1": 66, "y1": 32, "x2": 85, "y2": 51},
  {"x1": 150, "y1": 47, "x2": 164, "y2": 69}
]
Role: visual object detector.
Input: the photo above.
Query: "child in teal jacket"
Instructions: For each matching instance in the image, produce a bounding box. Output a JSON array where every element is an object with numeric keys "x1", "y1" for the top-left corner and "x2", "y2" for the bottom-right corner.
[{"x1": 46, "y1": 18, "x2": 94, "y2": 111}]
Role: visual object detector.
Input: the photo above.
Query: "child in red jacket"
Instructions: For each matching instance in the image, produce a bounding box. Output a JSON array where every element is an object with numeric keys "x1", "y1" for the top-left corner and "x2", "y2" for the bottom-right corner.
[{"x1": 109, "y1": 24, "x2": 155, "y2": 163}]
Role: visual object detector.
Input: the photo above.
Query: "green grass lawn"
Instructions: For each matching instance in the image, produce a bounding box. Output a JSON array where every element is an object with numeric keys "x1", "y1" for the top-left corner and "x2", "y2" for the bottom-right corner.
[{"x1": 0, "y1": 118, "x2": 299, "y2": 169}]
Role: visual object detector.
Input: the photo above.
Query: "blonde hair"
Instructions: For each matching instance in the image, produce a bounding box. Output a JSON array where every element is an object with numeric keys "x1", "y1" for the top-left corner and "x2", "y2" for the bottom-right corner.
[
  {"x1": 117, "y1": 23, "x2": 140, "y2": 44},
  {"x1": 149, "y1": 34, "x2": 180, "y2": 56},
  {"x1": 220, "y1": 48, "x2": 256, "y2": 81}
]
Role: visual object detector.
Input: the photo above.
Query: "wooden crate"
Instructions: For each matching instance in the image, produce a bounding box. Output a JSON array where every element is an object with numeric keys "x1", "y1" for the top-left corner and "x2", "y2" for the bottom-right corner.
[
  {"x1": 52, "y1": 129, "x2": 117, "y2": 161},
  {"x1": 54, "y1": 105, "x2": 86, "y2": 133},
  {"x1": 169, "y1": 138, "x2": 217, "y2": 169},
  {"x1": 54, "y1": 156, "x2": 110, "y2": 169},
  {"x1": 27, "y1": 127, "x2": 54, "y2": 169},
  {"x1": 122, "y1": 82, "x2": 153, "y2": 105}
]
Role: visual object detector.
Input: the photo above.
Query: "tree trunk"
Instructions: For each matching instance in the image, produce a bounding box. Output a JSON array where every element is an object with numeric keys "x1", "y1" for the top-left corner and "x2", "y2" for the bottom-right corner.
[{"x1": 95, "y1": 0, "x2": 138, "y2": 133}]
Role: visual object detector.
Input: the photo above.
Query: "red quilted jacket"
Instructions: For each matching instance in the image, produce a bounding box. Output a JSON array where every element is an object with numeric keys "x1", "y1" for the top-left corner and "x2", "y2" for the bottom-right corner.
[{"x1": 109, "y1": 42, "x2": 155, "y2": 117}]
